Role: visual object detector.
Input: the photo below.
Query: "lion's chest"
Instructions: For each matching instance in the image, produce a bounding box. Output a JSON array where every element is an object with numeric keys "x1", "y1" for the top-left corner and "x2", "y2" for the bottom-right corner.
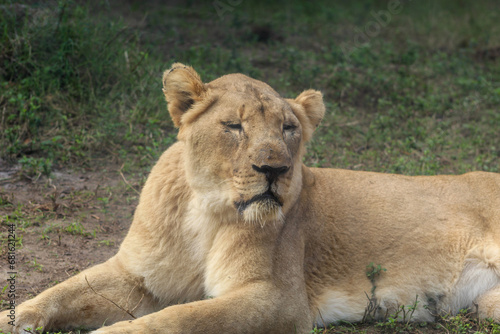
[{"x1": 140, "y1": 200, "x2": 233, "y2": 305}]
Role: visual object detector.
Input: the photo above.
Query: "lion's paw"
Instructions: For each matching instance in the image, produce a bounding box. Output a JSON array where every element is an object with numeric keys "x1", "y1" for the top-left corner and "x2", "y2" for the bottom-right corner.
[
  {"x1": 89, "y1": 320, "x2": 141, "y2": 334},
  {"x1": 0, "y1": 308, "x2": 47, "y2": 334}
]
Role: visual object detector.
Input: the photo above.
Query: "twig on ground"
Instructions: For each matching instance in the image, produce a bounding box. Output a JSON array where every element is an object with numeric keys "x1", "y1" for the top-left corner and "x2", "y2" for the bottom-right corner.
[
  {"x1": 119, "y1": 164, "x2": 141, "y2": 195},
  {"x1": 317, "y1": 308, "x2": 327, "y2": 329}
]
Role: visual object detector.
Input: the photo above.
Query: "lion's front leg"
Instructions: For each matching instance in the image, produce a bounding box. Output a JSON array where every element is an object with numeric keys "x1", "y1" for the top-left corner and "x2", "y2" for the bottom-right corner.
[
  {"x1": 0, "y1": 256, "x2": 157, "y2": 334},
  {"x1": 90, "y1": 283, "x2": 311, "y2": 334}
]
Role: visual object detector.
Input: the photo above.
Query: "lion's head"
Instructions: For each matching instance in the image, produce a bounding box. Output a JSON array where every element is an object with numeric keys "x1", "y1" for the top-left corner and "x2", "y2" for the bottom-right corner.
[{"x1": 162, "y1": 63, "x2": 325, "y2": 225}]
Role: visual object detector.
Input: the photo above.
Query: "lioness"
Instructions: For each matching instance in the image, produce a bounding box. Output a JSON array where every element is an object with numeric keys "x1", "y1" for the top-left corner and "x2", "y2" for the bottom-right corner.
[{"x1": 2, "y1": 64, "x2": 500, "y2": 334}]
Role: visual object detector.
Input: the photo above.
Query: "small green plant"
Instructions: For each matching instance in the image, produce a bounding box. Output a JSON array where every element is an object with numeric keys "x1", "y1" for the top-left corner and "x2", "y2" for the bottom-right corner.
[
  {"x1": 488, "y1": 321, "x2": 500, "y2": 334},
  {"x1": 19, "y1": 156, "x2": 53, "y2": 179},
  {"x1": 29, "y1": 257, "x2": 44, "y2": 272},
  {"x1": 97, "y1": 196, "x2": 111, "y2": 208},
  {"x1": 39, "y1": 229, "x2": 50, "y2": 242},
  {"x1": 98, "y1": 240, "x2": 114, "y2": 246},
  {"x1": 434, "y1": 308, "x2": 500, "y2": 334},
  {"x1": 64, "y1": 222, "x2": 91, "y2": 237},
  {"x1": 15, "y1": 326, "x2": 46, "y2": 334},
  {"x1": 1, "y1": 203, "x2": 27, "y2": 224},
  {"x1": 437, "y1": 309, "x2": 474, "y2": 334},
  {"x1": 366, "y1": 262, "x2": 387, "y2": 294},
  {"x1": 362, "y1": 263, "x2": 387, "y2": 322},
  {"x1": 366, "y1": 263, "x2": 386, "y2": 282},
  {"x1": 375, "y1": 295, "x2": 420, "y2": 332},
  {"x1": 97, "y1": 188, "x2": 113, "y2": 212},
  {"x1": 376, "y1": 315, "x2": 398, "y2": 331},
  {"x1": 310, "y1": 326, "x2": 326, "y2": 334},
  {"x1": 42, "y1": 223, "x2": 61, "y2": 235}
]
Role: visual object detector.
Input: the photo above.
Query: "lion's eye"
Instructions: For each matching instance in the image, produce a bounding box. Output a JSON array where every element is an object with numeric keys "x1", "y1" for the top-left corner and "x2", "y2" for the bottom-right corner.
[
  {"x1": 283, "y1": 124, "x2": 297, "y2": 131},
  {"x1": 222, "y1": 122, "x2": 242, "y2": 131},
  {"x1": 228, "y1": 124, "x2": 242, "y2": 130}
]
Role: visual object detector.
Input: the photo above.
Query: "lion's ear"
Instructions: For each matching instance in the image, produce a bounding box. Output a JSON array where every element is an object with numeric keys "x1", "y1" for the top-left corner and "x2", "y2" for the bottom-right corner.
[
  {"x1": 288, "y1": 89, "x2": 325, "y2": 142},
  {"x1": 162, "y1": 63, "x2": 206, "y2": 127}
]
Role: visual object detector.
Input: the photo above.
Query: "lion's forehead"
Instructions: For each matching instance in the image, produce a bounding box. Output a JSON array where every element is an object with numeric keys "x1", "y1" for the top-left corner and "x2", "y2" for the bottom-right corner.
[
  {"x1": 212, "y1": 89, "x2": 293, "y2": 122},
  {"x1": 208, "y1": 73, "x2": 280, "y2": 96}
]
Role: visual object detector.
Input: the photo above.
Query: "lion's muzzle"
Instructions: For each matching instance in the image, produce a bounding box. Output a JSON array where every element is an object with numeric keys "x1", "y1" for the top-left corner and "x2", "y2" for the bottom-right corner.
[
  {"x1": 251, "y1": 164, "x2": 290, "y2": 183},
  {"x1": 234, "y1": 189, "x2": 283, "y2": 213}
]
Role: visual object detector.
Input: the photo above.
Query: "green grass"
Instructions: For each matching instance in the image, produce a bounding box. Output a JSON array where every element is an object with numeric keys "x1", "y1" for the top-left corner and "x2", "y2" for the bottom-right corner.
[
  {"x1": 1, "y1": 0, "x2": 498, "y2": 175},
  {"x1": 0, "y1": 0, "x2": 175, "y2": 169},
  {"x1": 1, "y1": 0, "x2": 499, "y2": 333}
]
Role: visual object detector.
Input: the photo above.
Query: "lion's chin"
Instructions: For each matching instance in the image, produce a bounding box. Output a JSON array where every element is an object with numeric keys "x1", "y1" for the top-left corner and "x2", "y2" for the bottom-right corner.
[{"x1": 241, "y1": 199, "x2": 284, "y2": 226}]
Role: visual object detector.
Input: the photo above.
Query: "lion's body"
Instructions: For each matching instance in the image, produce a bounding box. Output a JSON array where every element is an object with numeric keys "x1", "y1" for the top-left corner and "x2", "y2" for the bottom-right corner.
[
  {"x1": 2, "y1": 65, "x2": 499, "y2": 334},
  {"x1": 305, "y1": 168, "x2": 500, "y2": 323}
]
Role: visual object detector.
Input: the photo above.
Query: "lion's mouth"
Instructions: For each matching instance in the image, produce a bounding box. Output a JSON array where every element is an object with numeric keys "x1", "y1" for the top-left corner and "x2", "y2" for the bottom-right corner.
[{"x1": 234, "y1": 190, "x2": 282, "y2": 213}]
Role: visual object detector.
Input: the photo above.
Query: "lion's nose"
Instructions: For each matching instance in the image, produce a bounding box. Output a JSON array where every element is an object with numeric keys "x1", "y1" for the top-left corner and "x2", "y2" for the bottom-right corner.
[{"x1": 252, "y1": 164, "x2": 290, "y2": 183}]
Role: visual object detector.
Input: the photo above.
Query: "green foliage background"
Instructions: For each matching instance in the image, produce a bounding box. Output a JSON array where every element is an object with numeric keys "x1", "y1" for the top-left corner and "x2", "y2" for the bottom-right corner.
[{"x1": 1, "y1": 0, "x2": 499, "y2": 174}]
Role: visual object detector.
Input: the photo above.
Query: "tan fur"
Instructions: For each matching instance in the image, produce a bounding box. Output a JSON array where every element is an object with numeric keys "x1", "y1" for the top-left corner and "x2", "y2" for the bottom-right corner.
[{"x1": 2, "y1": 65, "x2": 500, "y2": 334}]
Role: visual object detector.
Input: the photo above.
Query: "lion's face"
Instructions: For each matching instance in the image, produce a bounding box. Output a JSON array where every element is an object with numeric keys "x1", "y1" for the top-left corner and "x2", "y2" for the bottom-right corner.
[
  {"x1": 162, "y1": 64, "x2": 325, "y2": 225},
  {"x1": 183, "y1": 84, "x2": 303, "y2": 225}
]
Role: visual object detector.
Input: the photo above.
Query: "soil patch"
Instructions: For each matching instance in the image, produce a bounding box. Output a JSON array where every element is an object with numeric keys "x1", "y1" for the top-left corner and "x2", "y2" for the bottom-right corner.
[{"x1": 0, "y1": 162, "x2": 141, "y2": 306}]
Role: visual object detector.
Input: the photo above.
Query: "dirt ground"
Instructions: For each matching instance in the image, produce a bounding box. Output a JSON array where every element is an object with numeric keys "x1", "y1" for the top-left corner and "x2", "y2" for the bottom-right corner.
[{"x1": 0, "y1": 160, "x2": 142, "y2": 307}]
